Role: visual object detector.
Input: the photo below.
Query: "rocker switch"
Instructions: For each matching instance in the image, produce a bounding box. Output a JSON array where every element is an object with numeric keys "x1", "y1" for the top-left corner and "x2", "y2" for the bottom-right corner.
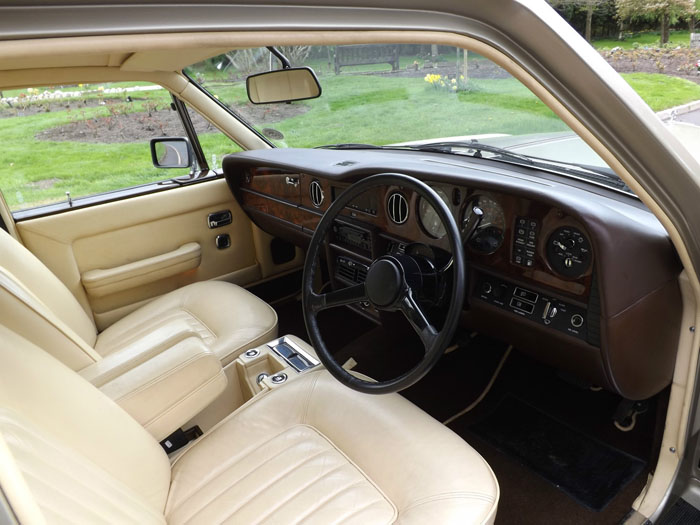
[{"x1": 208, "y1": 210, "x2": 232, "y2": 229}]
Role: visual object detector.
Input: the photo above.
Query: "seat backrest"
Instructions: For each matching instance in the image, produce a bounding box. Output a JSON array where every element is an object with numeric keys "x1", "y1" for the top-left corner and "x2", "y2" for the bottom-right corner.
[
  {"x1": 0, "y1": 324, "x2": 170, "y2": 523},
  {"x1": 0, "y1": 228, "x2": 98, "y2": 369}
]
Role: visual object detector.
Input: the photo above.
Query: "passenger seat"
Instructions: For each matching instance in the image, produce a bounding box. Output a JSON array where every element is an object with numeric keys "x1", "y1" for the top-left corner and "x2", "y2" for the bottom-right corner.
[{"x1": 0, "y1": 227, "x2": 278, "y2": 371}]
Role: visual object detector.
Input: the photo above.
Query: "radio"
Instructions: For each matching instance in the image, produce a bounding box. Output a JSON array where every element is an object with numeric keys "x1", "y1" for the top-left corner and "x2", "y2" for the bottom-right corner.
[{"x1": 333, "y1": 224, "x2": 372, "y2": 253}]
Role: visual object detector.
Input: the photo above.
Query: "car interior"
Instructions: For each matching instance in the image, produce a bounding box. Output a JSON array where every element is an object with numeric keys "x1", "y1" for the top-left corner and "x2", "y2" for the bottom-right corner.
[{"x1": 2, "y1": 3, "x2": 700, "y2": 524}]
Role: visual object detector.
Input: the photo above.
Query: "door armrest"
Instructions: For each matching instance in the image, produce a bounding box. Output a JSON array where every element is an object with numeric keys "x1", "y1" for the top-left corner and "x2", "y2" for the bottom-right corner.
[{"x1": 81, "y1": 242, "x2": 201, "y2": 298}]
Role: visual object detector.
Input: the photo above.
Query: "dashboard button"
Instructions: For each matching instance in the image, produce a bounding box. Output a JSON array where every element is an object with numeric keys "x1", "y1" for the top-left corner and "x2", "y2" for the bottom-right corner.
[
  {"x1": 510, "y1": 297, "x2": 535, "y2": 314},
  {"x1": 514, "y1": 287, "x2": 538, "y2": 303}
]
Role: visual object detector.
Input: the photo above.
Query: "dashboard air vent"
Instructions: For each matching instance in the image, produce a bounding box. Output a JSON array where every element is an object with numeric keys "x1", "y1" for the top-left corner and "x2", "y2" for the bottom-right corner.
[
  {"x1": 387, "y1": 192, "x2": 409, "y2": 224},
  {"x1": 337, "y1": 264, "x2": 357, "y2": 282},
  {"x1": 356, "y1": 266, "x2": 368, "y2": 282},
  {"x1": 309, "y1": 180, "x2": 324, "y2": 208}
]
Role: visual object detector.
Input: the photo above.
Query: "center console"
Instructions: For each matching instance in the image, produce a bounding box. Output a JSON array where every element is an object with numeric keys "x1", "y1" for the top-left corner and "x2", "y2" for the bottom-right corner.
[{"x1": 236, "y1": 335, "x2": 320, "y2": 401}]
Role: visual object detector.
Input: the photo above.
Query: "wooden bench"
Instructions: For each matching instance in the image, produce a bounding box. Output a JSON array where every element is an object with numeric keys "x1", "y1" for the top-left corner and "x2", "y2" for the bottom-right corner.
[{"x1": 334, "y1": 44, "x2": 400, "y2": 74}]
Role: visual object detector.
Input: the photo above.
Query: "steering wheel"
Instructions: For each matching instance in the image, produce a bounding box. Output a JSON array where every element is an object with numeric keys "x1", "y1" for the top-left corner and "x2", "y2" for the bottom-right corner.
[{"x1": 302, "y1": 173, "x2": 466, "y2": 394}]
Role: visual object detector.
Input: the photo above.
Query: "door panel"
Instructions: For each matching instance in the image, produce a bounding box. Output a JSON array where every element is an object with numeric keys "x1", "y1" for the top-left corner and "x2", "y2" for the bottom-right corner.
[{"x1": 16, "y1": 178, "x2": 271, "y2": 330}]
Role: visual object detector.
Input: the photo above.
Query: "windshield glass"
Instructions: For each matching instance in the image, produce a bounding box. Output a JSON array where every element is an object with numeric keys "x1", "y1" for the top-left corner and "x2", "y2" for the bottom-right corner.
[{"x1": 185, "y1": 44, "x2": 610, "y2": 171}]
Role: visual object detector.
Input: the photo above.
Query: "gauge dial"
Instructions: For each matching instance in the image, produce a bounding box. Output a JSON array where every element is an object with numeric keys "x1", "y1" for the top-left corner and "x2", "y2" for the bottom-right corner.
[
  {"x1": 465, "y1": 195, "x2": 505, "y2": 254},
  {"x1": 418, "y1": 187, "x2": 451, "y2": 239},
  {"x1": 546, "y1": 226, "x2": 592, "y2": 278}
]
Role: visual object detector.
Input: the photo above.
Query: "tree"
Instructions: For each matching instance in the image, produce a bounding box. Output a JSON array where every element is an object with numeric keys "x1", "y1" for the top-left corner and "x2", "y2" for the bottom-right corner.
[
  {"x1": 548, "y1": 0, "x2": 610, "y2": 41},
  {"x1": 616, "y1": 0, "x2": 697, "y2": 43}
]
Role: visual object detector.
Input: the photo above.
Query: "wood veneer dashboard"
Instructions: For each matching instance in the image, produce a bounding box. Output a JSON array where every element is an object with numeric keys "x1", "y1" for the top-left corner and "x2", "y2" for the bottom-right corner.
[{"x1": 224, "y1": 148, "x2": 682, "y2": 400}]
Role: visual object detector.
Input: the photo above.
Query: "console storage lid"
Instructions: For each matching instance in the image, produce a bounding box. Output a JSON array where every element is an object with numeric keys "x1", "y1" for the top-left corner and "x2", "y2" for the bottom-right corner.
[{"x1": 80, "y1": 337, "x2": 226, "y2": 440}]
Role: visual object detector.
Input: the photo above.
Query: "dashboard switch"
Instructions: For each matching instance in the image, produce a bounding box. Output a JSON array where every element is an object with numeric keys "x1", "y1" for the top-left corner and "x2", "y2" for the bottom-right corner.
[
  {"x1": 571, "y1": 314, "x2": 584, "y2": 328},
  {"x1": 215, "y1": 234, "x2": 231, "y2": 250}
]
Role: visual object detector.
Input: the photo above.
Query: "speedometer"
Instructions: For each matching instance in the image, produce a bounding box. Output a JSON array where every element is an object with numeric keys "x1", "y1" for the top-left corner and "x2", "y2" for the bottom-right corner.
[{"x1": 418, "y1": 187, "x2": 451, "y2": 239}]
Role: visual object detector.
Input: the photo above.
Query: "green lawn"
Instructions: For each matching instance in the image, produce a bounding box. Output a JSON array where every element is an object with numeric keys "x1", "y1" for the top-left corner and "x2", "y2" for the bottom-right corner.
[
  {"x1": 621, "y1": 73, "x2": 700, "y2": 111},
  {"x1": 593, "y1": 30, "x2": 691, "y2": 50},
  {"x1": 2, "y1": 71, "x2": 699, "y2": 211},
  {"x1": 262, "y1": 75, "x2": 565, "y2": 148}
]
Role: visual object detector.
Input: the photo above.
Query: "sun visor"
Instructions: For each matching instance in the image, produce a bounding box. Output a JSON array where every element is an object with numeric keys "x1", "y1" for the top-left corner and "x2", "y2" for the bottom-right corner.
[{"x1": 120, "y1": 47, "x2": 231, "y2": 72}]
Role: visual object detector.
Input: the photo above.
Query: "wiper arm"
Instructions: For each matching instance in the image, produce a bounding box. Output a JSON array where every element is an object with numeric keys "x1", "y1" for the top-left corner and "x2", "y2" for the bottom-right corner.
[
  {"x1": 413, "y1": 141, "x2": 631, "y2": 193},
  {"x1": 408, "y1": 140, "x2": 535, "y2": 165},
  {"x1": 315, "y1": 143, "x2": 384, "y2": 150},
  {"x1": 524, "y1": 156, "x2": 632, "y2": 192},
  {"x1": 317, "y1": 140, "x2": 534, "y2": 165}
]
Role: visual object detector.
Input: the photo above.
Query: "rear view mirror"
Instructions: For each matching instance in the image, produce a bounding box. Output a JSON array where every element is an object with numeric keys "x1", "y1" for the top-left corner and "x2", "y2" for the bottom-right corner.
[
  {"x1": 150, "y1": 137, "x2": 193, "y2": 169},
  {"x1": 246, "y1": 67, "x2": 322, "y2": 104}
]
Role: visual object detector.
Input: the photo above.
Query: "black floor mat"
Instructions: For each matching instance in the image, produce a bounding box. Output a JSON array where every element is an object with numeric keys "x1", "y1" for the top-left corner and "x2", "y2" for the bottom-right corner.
[
  {"x1": 469, "y1": 394, "x2": 646, "y2": 512},
  {"x1": 656, "y1": 498, "x2": 700, "y2": 524}
]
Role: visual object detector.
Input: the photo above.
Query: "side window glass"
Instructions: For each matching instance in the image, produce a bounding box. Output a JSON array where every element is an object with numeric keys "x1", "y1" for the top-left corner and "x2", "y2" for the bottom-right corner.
[{"x1": 0, "y1": 81, "x2": 190, "y2": 212}]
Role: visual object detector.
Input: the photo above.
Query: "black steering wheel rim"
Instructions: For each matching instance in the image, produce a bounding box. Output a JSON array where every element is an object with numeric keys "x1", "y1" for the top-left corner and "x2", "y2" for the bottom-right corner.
[{"x1": 302, "y1": 173, "x2": 466, "y2": 394}]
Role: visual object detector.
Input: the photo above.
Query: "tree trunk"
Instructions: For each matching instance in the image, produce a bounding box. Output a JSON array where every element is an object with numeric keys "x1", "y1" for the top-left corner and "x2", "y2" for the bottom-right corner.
[
  {"x1": 463, "y1": 48, "x2": 468, "y2": 82},
  {"x1": 585, "y1": 1, "x2": 594, "y2": 42},
  {"x1": 431, "y1": 44, "x2": 438, "y2": 59},
  {"x1": 661, "y1": 11, "x2": 670, "y2": 44}
]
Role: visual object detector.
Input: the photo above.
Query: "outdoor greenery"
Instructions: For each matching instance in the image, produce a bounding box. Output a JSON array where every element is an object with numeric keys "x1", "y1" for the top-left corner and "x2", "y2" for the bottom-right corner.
[
  {"x1": 549, "y1": 0, "x2": 698, "y2": 44},
  {"x1": 592, "y1": 29, "x2": 692, "y2": 48},
  {"x1": 2, "y1": 51, "x2": 700, "y2": 211},
  {"x1": 621, "y1": 72, "x2": 700, "y2": 109}
]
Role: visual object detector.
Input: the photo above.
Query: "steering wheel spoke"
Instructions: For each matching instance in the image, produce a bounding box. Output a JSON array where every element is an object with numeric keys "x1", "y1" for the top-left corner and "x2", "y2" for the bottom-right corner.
[
  {"x1": 399, "y1": 291, "x2": 439, "y2": 350},
  {"x1": 310, "y1": 283, "x2": 367, "y2": 312}
]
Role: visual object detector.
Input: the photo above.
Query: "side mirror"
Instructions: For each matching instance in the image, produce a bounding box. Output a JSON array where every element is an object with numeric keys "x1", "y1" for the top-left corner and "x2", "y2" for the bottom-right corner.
[
  {"x1": 150, "y1": 137, "x2": 193, "y2": 168},
  {"x1": 246, "y1": 67, "x2": 322, "y2": 104}
]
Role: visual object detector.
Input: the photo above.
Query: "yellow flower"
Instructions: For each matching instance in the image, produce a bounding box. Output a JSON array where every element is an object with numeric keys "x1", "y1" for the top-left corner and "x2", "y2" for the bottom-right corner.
[
  {"x1": 460, "y1": 75, "x2": 465, "y2": 80},
  {"x1": 97, "y1": 86, "x2": 104, "y2": 91},
  {"x1": 78, "y1": 84, "x2": 84, "y2": 88},
  {"x1": 451, "y1": 78, "x2": 456, "y2": 84},
  {"x1": 452, "y1": 85, "x2": 457, "y2": 91}
]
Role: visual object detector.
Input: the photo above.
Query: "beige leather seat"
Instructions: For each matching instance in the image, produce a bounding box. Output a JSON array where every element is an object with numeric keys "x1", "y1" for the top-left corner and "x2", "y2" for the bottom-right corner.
[
  {"x1": 0, "y1": 227, "x2": 277, "y2": 370},
  {"x1": 0, "y1": 325, "x2": 499, "y2": 524}
]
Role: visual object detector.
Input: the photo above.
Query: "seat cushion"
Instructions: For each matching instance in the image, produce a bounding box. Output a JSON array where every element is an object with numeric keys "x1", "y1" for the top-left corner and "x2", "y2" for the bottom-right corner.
[
  {"x1": 95, "y1": 281, "x2": 278, "y2": 366},
  {"x1": 166, "y1": 370, "x2": 499, "y2": 525}
]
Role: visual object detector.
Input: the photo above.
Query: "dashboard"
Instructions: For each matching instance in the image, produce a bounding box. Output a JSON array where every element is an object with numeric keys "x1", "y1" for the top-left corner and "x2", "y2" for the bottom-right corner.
[{"x1": 224, "y1": 147, "x2": 682, "y2": 400}]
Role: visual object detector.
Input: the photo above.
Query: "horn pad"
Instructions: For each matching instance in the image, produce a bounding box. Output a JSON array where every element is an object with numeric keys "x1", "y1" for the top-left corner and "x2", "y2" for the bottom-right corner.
[{"x1": 365, "y1": 258, "x2": 403, "y2": 307}]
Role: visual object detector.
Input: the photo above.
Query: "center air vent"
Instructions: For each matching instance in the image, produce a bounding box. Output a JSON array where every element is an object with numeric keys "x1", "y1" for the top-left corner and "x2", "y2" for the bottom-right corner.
[
  {"x1": 387, "y1": 192, "x2": 409, "y2": 224},
  {"x1": 309, "y1": 180, "x2": 324, "y2": 208}
]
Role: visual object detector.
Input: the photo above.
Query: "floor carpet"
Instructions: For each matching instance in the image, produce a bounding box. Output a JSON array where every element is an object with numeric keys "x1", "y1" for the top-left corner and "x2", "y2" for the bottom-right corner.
[{"x1": 470, "y1": 394, "x2": 646, "y2": 511}]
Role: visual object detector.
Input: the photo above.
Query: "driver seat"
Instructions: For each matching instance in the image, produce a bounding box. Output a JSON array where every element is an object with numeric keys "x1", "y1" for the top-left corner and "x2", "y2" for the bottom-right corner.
[{"x1": 0, "y1": 324, "x2": 499, "y2": 524}]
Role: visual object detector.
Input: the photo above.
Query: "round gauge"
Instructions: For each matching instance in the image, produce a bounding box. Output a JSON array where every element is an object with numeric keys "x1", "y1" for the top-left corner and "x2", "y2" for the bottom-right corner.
[
  {"x1": 546, "y1": 226, "x2": 592, "y2": 278},
  {"x1": 465, "y1": 195, "x2": 505, "y2": 254},
  {"x1": 418, "y1": 187, "x2": 451, "y2": 239}
]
